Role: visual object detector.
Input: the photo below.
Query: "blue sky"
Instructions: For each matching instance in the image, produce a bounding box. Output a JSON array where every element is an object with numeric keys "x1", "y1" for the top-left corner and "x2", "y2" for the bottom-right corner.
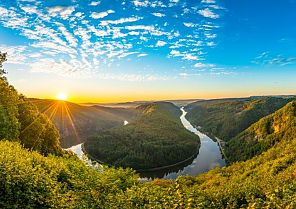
[{"x1": 0, "y1": 0, "x2": 295, "y2": 102}]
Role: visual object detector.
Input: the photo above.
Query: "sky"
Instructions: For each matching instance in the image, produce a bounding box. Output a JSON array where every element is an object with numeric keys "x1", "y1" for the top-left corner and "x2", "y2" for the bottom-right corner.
[{"x1": 0, "y1": 0, "x2": 295, "y2": 103}]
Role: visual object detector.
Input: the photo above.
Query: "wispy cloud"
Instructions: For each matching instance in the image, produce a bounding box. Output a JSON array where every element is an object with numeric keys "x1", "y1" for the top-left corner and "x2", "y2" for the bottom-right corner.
[
  {"x1": 254, "y1": 52, "x2": 296, "y2": 66},
  {"x1": 91, "y1": 10, "x2": 114, "y2": 19},
  {"x1": 89, "y1": 1, "x2": 100, "y2": 6},
  {"x1": 47, "y1": 6, "x2": 75, "y2": 19},
  {"x1": 0, "y1": 0, "x2": 226, "y2": 79},
  {"x1": 156, "y1": 41, "x2": 167, "y2": 47},
  {"x1": 152, "y1": 12, "x2": 165, "y2": 17},
  {"x1": 198, "y1": 8, "x2": 219, "y2": 19}
]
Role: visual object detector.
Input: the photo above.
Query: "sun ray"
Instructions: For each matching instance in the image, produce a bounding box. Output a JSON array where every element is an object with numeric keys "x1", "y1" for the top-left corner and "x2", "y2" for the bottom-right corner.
[
  {"x1": 63, "y1": 102, "x2": 81, "y2": 144},
  {"x1": 20, "y1": 100, "x2": 57, "y2": 134}
]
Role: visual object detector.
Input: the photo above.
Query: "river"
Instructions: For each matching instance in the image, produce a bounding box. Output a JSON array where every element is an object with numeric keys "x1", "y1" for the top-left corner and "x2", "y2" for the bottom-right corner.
[{"x1": 66, "y1": 107, "x2": 226, "y2": 179}]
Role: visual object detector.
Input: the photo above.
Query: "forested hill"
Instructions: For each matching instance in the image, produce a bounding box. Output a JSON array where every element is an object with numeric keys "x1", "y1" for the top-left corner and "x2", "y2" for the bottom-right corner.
[
  {"x1": 1, "y1": 102, "x2": 295, "y2": 208},
  {"x1": 84, "y1": 102, "x2": 200, "y2": 170},
  {"x1": 185, "y1": 97, "x2": 294, "y2": 141},
  {"x1": 0, "y1": 54, "x2": 62, "y2": 155},
  {"x1": 226, "y1": 101, "x2": 296, "y2": 162},
  {"x1": 31, "y1": 98, "x2": 137, "y2": 148}
]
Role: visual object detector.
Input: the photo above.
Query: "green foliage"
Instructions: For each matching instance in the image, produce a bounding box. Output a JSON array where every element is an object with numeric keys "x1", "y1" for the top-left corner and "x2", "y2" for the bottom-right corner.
[
  {"x1": 0, "y1": 140, "x2": 139, "y2": 208},
  {"x1": 0, "y1": 53, "x2": 62, "y2": 155},
  {"x1": 186, "y1": 97, "x2": 293, "y2": 141},
  {"x1": 84, "y1": 102, "x2": 200, "y2": 170},
  {"x1": 226, "y1": 101, "x2": 296, "y2": 163},
  {"x1": 18, "y1": 97, "x2": 62, "y2": 155},
  {"x1": 1, "y1": 125, "x2": 295, "y2": 208},
  {"x1": 0, "y1": 51, "x2": 7, "y2": 76}
]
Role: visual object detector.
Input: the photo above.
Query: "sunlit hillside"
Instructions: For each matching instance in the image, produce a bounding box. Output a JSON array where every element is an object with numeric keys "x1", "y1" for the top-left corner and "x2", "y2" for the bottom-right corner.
[{"x1": 30, "y1": 98, "x2": 137, "y2": 148}]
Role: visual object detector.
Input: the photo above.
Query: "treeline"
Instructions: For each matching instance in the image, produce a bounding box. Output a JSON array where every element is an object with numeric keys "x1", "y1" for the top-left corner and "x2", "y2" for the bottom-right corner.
[
  {"x1": 84, "y1": 102, "x2": 200, "y2": 170},
  {"x1": 186, "y1": 97, "x2": 293, "y2": 141},
  {"x1": 225, "y1": 101, "x2": 296, "y2": 162},
  {"x1": 0, "y1": 52, "x2": 62, "y2": 155},
  {"x1": 186, "y1": 96, "x2": 296, "y2": 164}
]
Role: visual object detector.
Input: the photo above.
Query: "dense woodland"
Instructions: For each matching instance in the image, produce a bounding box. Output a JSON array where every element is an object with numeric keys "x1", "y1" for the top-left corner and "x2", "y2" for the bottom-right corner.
[
  {"x1": 186, "y1": 97, "x2": 293, "y2": 141},
  {"x1": 0, "y1": 52, "x2": 295, "y2": 208},
  {"x1": 84, "y1": 102, "x2": 200, "y2": 170},
  {"x1": 186, "y1": 97, "x2": 296, "y2": 164},
  {"x1": 225, "y1": 101, "x2": 296, "y2": 162}
]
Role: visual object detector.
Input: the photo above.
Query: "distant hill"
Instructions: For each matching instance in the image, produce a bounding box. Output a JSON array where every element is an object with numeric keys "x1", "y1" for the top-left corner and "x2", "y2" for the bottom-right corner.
[
  {"x1": 226, "y1": 100, "x2": 296, "y2": 162},
  {"x1": 185, "y1": 97, "x2": 294, "y2": 141},
  {"x1": 30, "y1": 99, "x2": 137, "y2": 148},
  {"x1": 84, "y1": 102, "x2": 200, "y2": 170},
  {"x1": 82, "y1": 99, "x2": 201, "y2": 108}
]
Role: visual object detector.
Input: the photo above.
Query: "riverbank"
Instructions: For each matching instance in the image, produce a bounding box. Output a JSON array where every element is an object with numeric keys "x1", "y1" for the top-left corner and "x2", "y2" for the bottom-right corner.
[{"x1": 68, "y1": 106, "x2": 226, "y2": 179}]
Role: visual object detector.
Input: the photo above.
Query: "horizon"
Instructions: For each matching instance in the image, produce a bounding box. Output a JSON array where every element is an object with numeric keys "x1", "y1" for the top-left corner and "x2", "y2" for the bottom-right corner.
[
  {"x1": 30, "y1": 94, "x2": 296, "y2": 104},
  {"x1": 1, "y1": 0, "x2": 296, "y2": 103}
]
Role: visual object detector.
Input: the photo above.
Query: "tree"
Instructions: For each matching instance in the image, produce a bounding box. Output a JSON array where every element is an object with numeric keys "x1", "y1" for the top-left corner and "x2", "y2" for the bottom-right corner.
[
  {"x1": 0, "y1": 52, "x2": 20, "y2": 139},
  {"x1": 0, "y1": 52, "x2": 7, "y2": 77}
]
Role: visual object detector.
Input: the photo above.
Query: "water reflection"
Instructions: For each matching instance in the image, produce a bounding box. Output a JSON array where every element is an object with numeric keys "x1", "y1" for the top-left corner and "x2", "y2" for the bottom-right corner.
[
  {"x1": 67, "y1": 107, "x2": 226, "y2": 179},
  {"x1": 139, "y1": 107, "x2": 226, "y2": 179}
]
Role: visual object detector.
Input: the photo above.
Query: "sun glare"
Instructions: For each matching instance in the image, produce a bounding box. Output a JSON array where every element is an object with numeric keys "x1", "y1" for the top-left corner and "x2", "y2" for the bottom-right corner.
[{"x1": 56, "y1": 92, "x2": 68, "y2": 101}]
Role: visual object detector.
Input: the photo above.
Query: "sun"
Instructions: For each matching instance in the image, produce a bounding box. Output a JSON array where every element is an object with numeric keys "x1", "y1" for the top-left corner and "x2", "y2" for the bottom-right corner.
[{"x1": 56, "y1": 92, "x2": 68, "y2": 101}]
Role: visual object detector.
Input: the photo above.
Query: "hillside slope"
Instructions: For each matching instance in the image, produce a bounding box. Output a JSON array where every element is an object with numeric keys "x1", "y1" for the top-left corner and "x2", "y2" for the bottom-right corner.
[
  {"x1": 186, "y1": 97, "x2": 293, "y2": 141},
  {"x1": 1, "y1": 102, "x2": 295, "y2": 208},
  {"x1": 225, "y1": 101, "x2": 296, "y2": 162},
  {"x1": 31, "y1": 99, "x2": 137, "y2": 148},
  {"x1": 84, "y1": 102, "x2": 200, "y2": 170},
  {"x1": 0, "y1": 53, "x2": 62, "y2": 155}
]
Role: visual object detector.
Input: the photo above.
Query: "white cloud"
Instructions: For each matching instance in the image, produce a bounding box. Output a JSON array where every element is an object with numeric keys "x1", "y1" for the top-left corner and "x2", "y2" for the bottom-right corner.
[
  {"x1": 89, "y1": 1, "x2": 101, "y2": 6},
  {"x1": 133, "y1": 0, "x2": 149, "y2": 7},
  {"x1": 207, "y1": 41, "x2": 216, "y2": 46},
  {"x1": 57, "y1": 24, "x2": 78, "y2": 47},
  {"x1": 198, "y1": 8, "x2": 219, "y2": 19},
  {"x1": 118, "y1": 52, "x2": 138, "y2": 58},
  {"x1": 138, "y1": 53, "x2": 148, "y2": 57},
  {"x1": 21, "y1": 6, "x2": 38, "y2": 14},
  {"x1": 75, "y1": 12, "x2": 83, "y2": 17},
  {"x1": 125, "y1": 25, "x2": 154, "y2": 30},
  {"x1": 184, "y1": 22, "x2": 197, "y2": 27},
  {"x1": 91, "y1": 10, "x2": 114, "y2": 19},
  {"x1": 183, "y1": 54, "x2": 199, "y2": 60},
  {"x1": 194, "y1": 62, "x2": 215, "y2": 68},
  {"x1": 100, "y1": 17, "x2": 141, "y2": 26},
  {"x1": 47, "y1": 6, "x2": 75, "y2": 19},
  {"x1": 152, "y1": 13, "x2": 165, "y2": 17},
  {"x1": 0, "y1": 45, "x2": 28, "y2": 64},
  {"x1": 0, "y1": 0, "x2": 225, "y2": 78},
  {"x1": 201, "y1": 0, "x2": 216, "y2": 4},
  {"x1": 156, "y1": 41, "x2": 167, "y2": 47},
  {"x1": 170, "y1": 50, "x2": 181, "y2": 57}
]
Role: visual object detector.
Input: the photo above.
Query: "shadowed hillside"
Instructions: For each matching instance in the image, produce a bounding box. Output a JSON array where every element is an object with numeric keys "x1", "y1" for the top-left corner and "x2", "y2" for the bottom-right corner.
[
  {"x1": 186, "y1": 97, "x2": 294, "y2": 141},
  {"x1": 31, "y1": 99, "x2": 137, "y2": 148}
]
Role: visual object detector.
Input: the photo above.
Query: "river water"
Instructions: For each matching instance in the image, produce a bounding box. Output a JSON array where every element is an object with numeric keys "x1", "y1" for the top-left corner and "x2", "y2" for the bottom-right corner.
[{"x1": 66, "y1": 107, "x2": 226, "y2": 179}]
